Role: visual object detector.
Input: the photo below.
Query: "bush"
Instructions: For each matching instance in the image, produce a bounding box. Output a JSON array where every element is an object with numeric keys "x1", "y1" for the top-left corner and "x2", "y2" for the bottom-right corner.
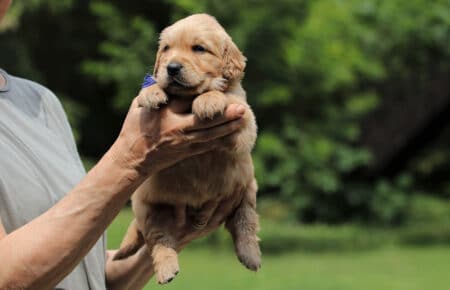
[
  {"x1": 2, "y1": 0, "x2": 449, "y2": 225},
  {"x1": 191, "y1": 220, "x2": 392, "y2": 254},
  {"x1": 400, "y1": 224, "x2": 450, "y2": 246},
  {"x1": 405, "y1": 195, "x2": 450, "y2": 225}
]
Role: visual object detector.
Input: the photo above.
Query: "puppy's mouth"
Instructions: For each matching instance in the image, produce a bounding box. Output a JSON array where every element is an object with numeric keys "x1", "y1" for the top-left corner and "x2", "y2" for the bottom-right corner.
[{"x1": 168, "y1": 76, "x2": 196, "y2": 89}]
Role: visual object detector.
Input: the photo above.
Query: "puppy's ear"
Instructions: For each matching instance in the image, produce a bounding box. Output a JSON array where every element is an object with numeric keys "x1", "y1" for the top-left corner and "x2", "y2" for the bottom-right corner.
[
  {"x1": 153, "y1": 30, "x2": 167, "y2": 77},
  {"x1": 152, "y1": 48, "x2": 162, "y2": 77},
  {"x1": 222, "y1": 38, "x2": 246, "y2": 81}
]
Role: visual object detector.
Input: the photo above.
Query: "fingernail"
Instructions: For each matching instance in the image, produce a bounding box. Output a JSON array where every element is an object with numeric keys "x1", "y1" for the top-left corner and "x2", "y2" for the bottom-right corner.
[{"x1": 236, "y1": 105, "x2": 245, "y2": 115}]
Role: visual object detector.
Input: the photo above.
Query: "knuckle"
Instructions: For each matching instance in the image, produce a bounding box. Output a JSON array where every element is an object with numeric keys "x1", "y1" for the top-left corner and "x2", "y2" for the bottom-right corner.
[{"x1": 189, "y1": 142, "x2": 208, "y2": 153}]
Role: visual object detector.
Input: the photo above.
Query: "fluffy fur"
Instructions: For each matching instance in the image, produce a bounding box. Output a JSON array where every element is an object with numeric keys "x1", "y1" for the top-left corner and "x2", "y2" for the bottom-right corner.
[{"x1": 115, "y1": 14, "x2": 260, "y2": 284}]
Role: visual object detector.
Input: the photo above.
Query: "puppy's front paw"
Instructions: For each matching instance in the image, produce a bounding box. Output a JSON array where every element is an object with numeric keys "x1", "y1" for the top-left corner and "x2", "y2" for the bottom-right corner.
[
  {"x1": 137, "y1": 85, "x2": 168, "y2": 109},
  {"x1": 192, "y1": 91, "x2": 228, "y2": 120}
]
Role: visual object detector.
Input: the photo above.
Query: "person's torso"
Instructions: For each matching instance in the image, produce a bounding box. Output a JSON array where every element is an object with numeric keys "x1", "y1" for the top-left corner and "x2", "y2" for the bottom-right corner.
[{"x1": 0, "y1": 69, "x2": 106, "y2": 290}]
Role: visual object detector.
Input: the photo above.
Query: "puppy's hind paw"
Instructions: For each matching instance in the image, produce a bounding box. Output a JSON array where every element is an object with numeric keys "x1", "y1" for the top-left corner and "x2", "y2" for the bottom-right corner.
[
  {"x1": 154, "y1": 248, "x2": 180, "y2": 284},
  {"x1": 235, "y1": 237, "x2": 262, "y2": 271},
  {"x1": 156, "y1": 264, "x2": 180, "y2": 285}
]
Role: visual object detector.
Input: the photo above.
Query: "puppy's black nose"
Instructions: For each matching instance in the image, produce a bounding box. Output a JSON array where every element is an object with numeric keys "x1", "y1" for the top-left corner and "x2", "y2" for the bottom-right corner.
[{"x1": 167, "y1": 62, "x2": 183, "y2": 76}]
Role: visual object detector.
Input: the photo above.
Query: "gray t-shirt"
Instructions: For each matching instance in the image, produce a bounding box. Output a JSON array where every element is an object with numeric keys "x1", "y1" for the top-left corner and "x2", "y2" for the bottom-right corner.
[{"x1": 0, "y1": 69, "x2": 107, "y2": 289}]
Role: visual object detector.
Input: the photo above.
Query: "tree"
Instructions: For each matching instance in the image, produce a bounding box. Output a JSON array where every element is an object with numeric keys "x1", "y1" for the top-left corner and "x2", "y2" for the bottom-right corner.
[{"x1": 1, "y1": 0, "x2": 449, "y2": 224}]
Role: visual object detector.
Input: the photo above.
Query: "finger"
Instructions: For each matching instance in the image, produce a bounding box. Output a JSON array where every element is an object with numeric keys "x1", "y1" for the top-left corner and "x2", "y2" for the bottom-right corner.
[
  {"x1": 185, "y1": 118, "x2": 244, "y2": 144},
  {"x1": 183, "y1": 104, "x2": 246, "y2": 132},
  {"x1": 175, "y1": 137, "x2": 226, "y2": 162},
  {"x1": 190, "y1": 200, "x2": 220, "y2": 230},
  {"x1": 174, "y1": 204, "x2": 187, "y2": 229},
  {"x1": 176, "y1": 137, "x2": 225, "y2": 160},
  {"x1": 168, "y1": 99, "x2": 192, "y2": 113},
  {"x1": 177, "y1": 222, "x2": 216, "y2": 251},
  {"x1": 208, "y1": 194, "x2": 243, "y2": 227}
]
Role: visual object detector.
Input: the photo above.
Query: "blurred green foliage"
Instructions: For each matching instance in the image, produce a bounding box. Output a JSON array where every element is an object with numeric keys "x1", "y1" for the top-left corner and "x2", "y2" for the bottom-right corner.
[
  {"x1": 1, "y1": 0, "x2": 449, "y2": 225},
  {"x1": 82, "y1": 1, "x2": 158, "y2": 109}
]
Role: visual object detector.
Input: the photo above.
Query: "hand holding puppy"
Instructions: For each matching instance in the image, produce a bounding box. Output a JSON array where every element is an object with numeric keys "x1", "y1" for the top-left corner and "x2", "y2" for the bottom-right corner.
[{"x1": 110, "y1": 88, "x2": 246, "y2": 179}]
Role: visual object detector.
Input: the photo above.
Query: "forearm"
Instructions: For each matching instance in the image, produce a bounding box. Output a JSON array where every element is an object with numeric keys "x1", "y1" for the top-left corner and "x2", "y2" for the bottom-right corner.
[
  {"x1": 0, "y1": 145, "x2": 146, "y2": 289},
  {"x1": 105, "y1": 247, "x2": 154, "y2": 290}
]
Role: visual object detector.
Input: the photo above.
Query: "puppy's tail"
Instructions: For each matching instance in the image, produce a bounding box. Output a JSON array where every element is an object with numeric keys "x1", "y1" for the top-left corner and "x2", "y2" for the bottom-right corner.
[{"x1": 113, "y1": 219, "x2": 145, "y2": 260}]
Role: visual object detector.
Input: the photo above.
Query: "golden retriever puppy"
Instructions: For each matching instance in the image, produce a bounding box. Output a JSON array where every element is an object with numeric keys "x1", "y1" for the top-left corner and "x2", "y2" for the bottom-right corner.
[{"x1": 115, "y1": 14, "x2": 260, "y2": 284}]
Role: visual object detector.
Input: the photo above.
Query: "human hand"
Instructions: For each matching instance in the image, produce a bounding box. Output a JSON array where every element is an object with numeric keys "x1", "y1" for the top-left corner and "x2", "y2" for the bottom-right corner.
[{"x1": 110, "y1": 97, "x2": 246, "y2": 178}]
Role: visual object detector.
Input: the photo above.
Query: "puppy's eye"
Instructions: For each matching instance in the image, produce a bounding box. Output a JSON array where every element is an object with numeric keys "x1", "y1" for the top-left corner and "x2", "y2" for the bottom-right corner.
[
  {"x1": 162, "y1": 45, "x2": 170, "y2": 52},
  {"x1": 192, "y1": 45, "x2": 206, "y2": 53}
]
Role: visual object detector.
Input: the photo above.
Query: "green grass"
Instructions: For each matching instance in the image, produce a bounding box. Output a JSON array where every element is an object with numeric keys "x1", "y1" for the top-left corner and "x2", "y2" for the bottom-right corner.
[{"x1": 108, "y1": 209, "x2": 450, "y2": 290}]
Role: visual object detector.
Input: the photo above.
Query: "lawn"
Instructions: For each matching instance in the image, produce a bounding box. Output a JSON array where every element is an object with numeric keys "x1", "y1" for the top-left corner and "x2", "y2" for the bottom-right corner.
[{"x1": 108, "y1": 209, "x2": 450, "y2": 290}]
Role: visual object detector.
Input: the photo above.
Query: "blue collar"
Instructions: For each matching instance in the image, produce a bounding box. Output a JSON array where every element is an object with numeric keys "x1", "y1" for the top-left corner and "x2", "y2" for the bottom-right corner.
[{"x1": 142, "y1": 74, "x2": 157, "y2": 88}]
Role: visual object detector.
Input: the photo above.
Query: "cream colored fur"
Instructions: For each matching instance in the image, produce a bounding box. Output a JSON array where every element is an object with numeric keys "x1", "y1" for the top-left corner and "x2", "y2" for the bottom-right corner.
[{"x1": 114, "y1": 14, "x2": 261, "y2": 285}]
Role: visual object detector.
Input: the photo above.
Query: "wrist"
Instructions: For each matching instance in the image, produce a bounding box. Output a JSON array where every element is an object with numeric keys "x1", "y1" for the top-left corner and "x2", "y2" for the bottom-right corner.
[
  {"x1": 107, "y1": 137, "x2": 156, "y2": 182},
  {"x1": 85, "y1": 145, "x2": 146, "y2": 202},
  {"x1": 106, "y1": 246, "x2": 154, "y2": 290},
  {"x1": 136, "y1": 245, "x2": 153, "y2": 268}
]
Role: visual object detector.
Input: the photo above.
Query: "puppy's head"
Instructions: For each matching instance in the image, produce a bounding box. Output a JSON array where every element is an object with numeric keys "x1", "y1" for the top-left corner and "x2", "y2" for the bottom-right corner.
[{"x1": 153, "y1": 14, "x2": 246, "y2": 97}]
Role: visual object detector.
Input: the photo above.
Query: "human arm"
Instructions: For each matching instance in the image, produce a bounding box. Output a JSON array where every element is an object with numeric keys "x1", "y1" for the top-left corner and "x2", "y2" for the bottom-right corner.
[{"x1": 0, "y1": 98, "x2": 246, "y2": 289}]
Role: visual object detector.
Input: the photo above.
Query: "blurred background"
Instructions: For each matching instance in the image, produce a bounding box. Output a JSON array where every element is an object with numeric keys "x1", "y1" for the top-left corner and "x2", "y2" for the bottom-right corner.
[{"x1": 1, "y1": 0, "x2": 450, "y2": 289}]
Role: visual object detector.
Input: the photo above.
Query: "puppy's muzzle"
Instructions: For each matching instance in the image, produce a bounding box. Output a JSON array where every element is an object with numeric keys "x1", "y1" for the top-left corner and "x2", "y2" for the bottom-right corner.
[{"x1": 167, "y1": 62, "x2": 183, "y2": 76}]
